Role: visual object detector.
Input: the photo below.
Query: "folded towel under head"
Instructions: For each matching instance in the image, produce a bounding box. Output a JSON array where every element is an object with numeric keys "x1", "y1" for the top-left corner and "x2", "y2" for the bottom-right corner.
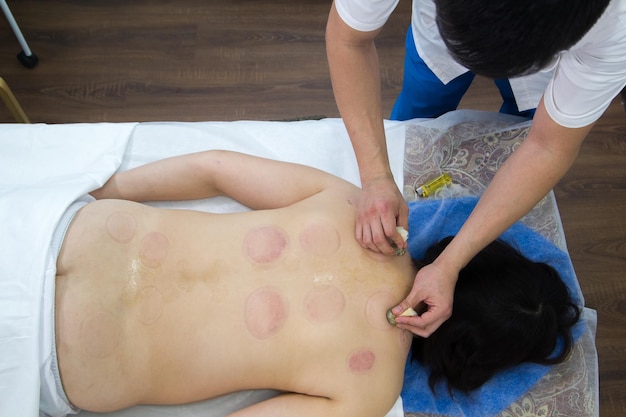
[{"x1": 402, "y1": 196, "x2": 587, "y2": 417}]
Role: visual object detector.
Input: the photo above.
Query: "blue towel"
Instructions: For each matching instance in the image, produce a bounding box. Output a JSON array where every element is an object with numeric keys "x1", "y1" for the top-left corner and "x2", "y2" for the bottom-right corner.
[{"x1": 402, "y1": 197, "x2": 586, "y2": 416}]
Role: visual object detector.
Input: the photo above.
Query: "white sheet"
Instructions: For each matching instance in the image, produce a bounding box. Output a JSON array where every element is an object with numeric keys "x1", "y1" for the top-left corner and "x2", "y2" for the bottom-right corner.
[
  {"x1": 0, "y1": 118, "x2": 406, "y2": 417},
  {"x1": 0, "y1": 123, "x2": 137, "y2": 417}
]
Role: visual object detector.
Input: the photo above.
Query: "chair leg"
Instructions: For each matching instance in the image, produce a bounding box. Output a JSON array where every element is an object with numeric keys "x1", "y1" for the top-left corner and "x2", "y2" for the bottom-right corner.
[
  {"x1": 0, "y1": 77, "x2": 30, "y2": 123},
  {"x1": 0, "y1": 0, "x2": 39, "y2": 68}
]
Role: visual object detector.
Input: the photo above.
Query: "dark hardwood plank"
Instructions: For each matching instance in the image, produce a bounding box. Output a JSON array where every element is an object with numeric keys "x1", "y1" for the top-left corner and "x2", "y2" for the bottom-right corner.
[
  {"x1": 2, "y1": 0, "x2": 394, "y2": 123},
  {"x1": 554, "y1": 100, "x2": 626, "y2": 417},
  {"x1": 1, "y1": 1, "x2": 625, "y2": 416}
]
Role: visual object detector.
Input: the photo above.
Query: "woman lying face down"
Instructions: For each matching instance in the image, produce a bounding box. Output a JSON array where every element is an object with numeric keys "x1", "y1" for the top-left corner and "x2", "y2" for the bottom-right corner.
[{"x1": 52, "y1": 150, "x2": 579, "y2": 417}]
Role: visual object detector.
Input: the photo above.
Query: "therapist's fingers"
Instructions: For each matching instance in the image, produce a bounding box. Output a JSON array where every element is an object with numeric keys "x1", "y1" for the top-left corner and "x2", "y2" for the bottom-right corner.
[
  {"x1": 392, "y1": 298, "x2": 449, "y2": 338},
  {"x1": 381, "y1": 216, "x2": 406, "y2": 254},
  {"x1": 394, "y1": 308, "x2": 451, "y2": 338},
  {"x1": 377, "y1": 195, "x2": 409, "y2": 254},
  {"x1": 396, "y1": 198, "x2": 409, "y2": 233},
  {"x1": 356, "y1": 222, "x2": 374, "y2": 251},
  {"x1": 391, "y1": 264, "x2": 455, "y2": 337},
  {"x1": 356, "y1": 178, "x2": 405, "y2": 255},
  {"x1": 355, "y1": 207, "x2": 391, "y2": 255},
  {"x1": 370, "y1": 216, "x2": 398, "y2": 255},
  {"x1": 377, "y1": 185, "x2": 409, "y2": 252},
  {"x1": 357, "y1": 219, "x2": 396, "y2": 255}
]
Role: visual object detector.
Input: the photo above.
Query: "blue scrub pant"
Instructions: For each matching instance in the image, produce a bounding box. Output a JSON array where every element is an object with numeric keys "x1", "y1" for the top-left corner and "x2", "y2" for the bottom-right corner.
[{"x1": 390, "y1": 29, "x2": 536, "y2": 121}]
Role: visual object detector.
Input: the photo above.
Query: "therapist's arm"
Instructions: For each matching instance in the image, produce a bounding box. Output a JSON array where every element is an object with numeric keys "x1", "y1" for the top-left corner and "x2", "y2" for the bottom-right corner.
[
  {"x1": 393, "y1": 99, "x2": 594, "y2": 337},
  {"x1": 326, "y1": 1, "x2": 408, "y2": 255}
]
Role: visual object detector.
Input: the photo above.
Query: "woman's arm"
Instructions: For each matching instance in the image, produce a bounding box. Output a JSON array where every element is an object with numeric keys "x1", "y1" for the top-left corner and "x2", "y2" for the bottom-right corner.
[
  {"x1": 227, "y1": 389, "x2": 396, "y2": 417},
  {"x1": 91, "y1": 150, "x2": 353, "y2": 210}
]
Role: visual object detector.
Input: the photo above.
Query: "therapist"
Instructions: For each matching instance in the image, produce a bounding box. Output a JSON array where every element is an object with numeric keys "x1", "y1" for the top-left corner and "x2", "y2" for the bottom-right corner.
[{"x1": 325, "y1": 0, "x2": 626, "y2": 337}]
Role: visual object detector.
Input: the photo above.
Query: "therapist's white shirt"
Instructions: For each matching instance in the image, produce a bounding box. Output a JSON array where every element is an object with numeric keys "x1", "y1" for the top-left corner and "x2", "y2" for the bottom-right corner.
[{"x1": 334, "y1": 0, "x2": 626, "y2": 128}]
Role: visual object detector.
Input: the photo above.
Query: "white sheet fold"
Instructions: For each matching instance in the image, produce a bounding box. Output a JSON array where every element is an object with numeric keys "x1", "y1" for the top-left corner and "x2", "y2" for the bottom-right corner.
[{"x1": 0, "y1": 123, "x2": 136, "y2": 417}]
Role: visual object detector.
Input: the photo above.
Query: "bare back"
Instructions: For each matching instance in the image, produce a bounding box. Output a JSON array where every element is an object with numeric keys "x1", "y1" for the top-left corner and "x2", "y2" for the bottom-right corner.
[{"x1": 55, "y1": 189, "x2": 416, "y2": 416}]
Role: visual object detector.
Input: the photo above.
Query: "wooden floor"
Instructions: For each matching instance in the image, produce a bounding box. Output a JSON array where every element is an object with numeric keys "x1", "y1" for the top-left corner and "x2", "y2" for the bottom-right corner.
[{"x1": 2, "y1": 1, "x2": 625, "y2": 415}]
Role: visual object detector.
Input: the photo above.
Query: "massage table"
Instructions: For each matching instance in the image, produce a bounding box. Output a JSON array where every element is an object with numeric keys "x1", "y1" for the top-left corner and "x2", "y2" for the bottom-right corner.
[{"x1": 0, "y1": 110, "x2": 598, "y2": 417}]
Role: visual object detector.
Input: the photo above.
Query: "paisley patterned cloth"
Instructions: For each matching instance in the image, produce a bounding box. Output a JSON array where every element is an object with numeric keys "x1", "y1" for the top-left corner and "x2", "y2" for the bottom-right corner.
[
  {"x1": 403, "y1": 117, "x2": 566, "y2": 249},
  {"x1": 401, "y1": 112, "x2": 598, "y2": 417}
]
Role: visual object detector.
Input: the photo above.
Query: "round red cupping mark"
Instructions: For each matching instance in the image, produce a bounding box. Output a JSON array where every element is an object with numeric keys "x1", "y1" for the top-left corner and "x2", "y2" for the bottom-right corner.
[
  {"x1": 347, "y1": 349, "x2": 376, "y2": 374},
  {"x1": 243, "y1": 226, "x2": 289, "y2": 264},
  {"x1": 303, "y1": 285, "x2": 346, "y2": 323},
  {"x1": 244, "y1": 286, "x2": 289, "y2": 339}
]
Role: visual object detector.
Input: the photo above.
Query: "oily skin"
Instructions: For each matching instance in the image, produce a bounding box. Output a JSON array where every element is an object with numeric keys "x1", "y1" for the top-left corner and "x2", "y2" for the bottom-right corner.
[
  {"x1": 139, "y1": 231, "x2": 170, "y2": 268},
  {"x1": 105, "y1": 211, "x2": 137, "y2": 244},
  {"x1": 55, "y1": 196, "x2": 415, "y2": 414},
  {"x1": 299, "y1": 220, "x2": 341, "y2": 257},
  {"x1": 67, "y1": 212, "x2": 170, "y2": 360},
  {"x1": 303, "y1": 284, "x2": 346, "y2": 323},
  {"x1": 244, "y1": 286, "x2": 290, "y2": 339},
  {"x1": 240, "y1": 220, "x2": 387, "y2": 378}
]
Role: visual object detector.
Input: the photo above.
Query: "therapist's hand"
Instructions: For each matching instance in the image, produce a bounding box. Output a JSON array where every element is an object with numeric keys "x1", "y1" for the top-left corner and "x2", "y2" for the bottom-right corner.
[
  {"x1": 391, "y1": 260, "x2": 457, "y2": 337},
  {"x1": 356, "y1": 176, "x2": 409, "y2": 255}
]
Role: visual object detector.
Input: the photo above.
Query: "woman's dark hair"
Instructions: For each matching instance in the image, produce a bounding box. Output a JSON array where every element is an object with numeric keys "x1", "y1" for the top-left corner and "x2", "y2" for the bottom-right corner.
[
  {"x1": 410, "y1": 237, "x2": 581, "y2": 393},
  {"x1": 434, "y1": 0, "x2": 611, "y2": 78}
]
